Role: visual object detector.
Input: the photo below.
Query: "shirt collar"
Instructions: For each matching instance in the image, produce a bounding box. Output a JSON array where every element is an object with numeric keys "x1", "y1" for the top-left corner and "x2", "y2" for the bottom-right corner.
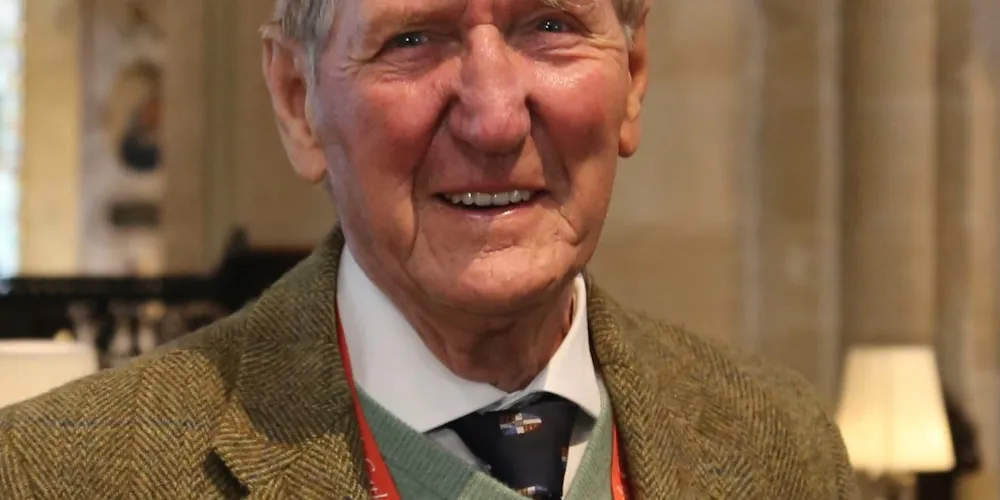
[{"x1": 336, "y1": 247, "x2": 601, "y2": 433}]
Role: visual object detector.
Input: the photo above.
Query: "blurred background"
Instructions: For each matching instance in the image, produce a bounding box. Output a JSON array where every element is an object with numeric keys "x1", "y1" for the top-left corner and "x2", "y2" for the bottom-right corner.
[{"x1": 0, "y1": 0, "x2": 998, "y2": 498}]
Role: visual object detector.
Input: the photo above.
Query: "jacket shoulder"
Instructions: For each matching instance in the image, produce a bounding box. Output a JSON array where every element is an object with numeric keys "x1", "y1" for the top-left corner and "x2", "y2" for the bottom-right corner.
[
  {"x1": 619, "y1": 309, "x2": 858, "y2": 498},
  {"x1": 634, "y1": 312, "x2": 829, "y2": 411},
  {"x1": 0, "y1": 311, "x2": 247, "y2": 498}
]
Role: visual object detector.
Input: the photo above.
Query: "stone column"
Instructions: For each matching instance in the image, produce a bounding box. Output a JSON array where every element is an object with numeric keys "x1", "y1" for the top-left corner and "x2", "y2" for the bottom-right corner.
[
  {"x1": 939, "y1": 1, "x2": 1000, "y2": 497},
  {"x1": 162, "y1": 0, "x2": 332, "y2": 274},
  {"x1": 936, "y1": 0, "x2": 974, "y2": 398},
  {"x1": 946, "y1": 58, "x2": 1000, "y2": 500},
  {"x1": 228, "y1": 0, "x2": 332, "y2": 249},
  {"x1": 841, "y1": 0, "x2": 938, "y2": 345},
  {"x1": 743, "y1": 0, "x2": 842, "y2": 400},
  {"x1": 589, "y1": 0, "x2": 754, "y2": 344},
  {"x1": 18, "y1": 0, "x2": 83, "y2": 274},
  {"x1": 161, "y1": 0, "x2": 209, "y2": 273}
]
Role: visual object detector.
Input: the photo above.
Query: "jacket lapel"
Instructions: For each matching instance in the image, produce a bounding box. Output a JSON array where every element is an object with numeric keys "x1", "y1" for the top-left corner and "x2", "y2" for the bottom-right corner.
[
  {"x1": 210, "y1": 229, "x2": 368, "y2": 499},
  {"x1": 586, "y1": 280, "x2": 723, "y2": 499}
]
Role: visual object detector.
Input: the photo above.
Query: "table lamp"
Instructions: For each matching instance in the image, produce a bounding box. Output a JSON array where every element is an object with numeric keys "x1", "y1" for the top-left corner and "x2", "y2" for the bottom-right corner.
[
  {"x1": 836, "y1": 345, "x2": 954, "y2": 499},
  {"x1": 0, "y1": 339, "x2": 99, "y2": 409}
]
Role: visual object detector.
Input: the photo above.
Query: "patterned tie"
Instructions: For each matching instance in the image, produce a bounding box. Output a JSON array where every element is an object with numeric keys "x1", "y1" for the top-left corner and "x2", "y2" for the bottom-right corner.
[{"x1": 448, "y1": 394, "x2": 578, "y2": 499}]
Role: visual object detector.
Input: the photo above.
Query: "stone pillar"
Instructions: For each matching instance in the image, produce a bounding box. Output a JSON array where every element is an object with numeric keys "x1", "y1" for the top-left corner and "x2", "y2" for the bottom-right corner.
[
  {"x1": 936, "y1": 0, "x2": 974, "y2": 400},
  {"x1": 949, "y1": 58, "x2": 1000, "y2": 500},
  {"x1": 940, "y1": 1, "x2": 1000, "y2": 497},
  {"x1": 18, "y1": 0, "x2": 83, "y2": 274},
  {"x1": 227, "y1": 0, "x2": 332, "y2": 249},
  {"x1": 841, "y1": 0, "x2": 938, "y2": 345},
  {"x1": 162, "y1": 0, "x2": 332, "y2": 274},
  {"x1": 743, "y1": 0, "x2": 842, "y2": 400},
  {"x1": 161, "y1": 0, "x2": 208, "y2": 273},
  {"x1": 202, "y1": 0, "x2": 240, "y2": 267},
  {"x1": 590, "y1": 0, "x2": 754, "y2": 344}
]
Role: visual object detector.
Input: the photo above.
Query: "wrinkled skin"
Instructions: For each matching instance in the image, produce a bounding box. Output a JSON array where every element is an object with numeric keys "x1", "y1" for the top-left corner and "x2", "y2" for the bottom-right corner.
[{"x1": 263, "y1": 0, "x2": 648, "y2": 388}]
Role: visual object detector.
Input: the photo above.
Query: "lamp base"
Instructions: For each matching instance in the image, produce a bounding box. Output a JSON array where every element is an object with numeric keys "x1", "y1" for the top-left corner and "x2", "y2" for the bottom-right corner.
[{"x1": 873, "y1": 473, "x2": 916, "y2": 500}]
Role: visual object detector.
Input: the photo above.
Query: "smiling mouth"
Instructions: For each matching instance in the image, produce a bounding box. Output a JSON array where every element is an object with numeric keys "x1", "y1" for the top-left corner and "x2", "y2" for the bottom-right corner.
[{"x1": 436, "y1": 190, "x2": 540, "y2": 210}]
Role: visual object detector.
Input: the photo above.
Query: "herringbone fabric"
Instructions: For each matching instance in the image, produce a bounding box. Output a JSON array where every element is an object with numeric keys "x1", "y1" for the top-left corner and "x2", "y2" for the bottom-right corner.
[{"x1": 0, "y1": 227, "x2": 859, "y2": 499}]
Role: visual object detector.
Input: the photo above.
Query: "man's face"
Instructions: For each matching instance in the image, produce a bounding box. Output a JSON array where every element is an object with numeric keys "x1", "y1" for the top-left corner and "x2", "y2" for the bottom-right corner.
[{"x1": 277, "y1": 0, "x2": 647, "y2": 314}]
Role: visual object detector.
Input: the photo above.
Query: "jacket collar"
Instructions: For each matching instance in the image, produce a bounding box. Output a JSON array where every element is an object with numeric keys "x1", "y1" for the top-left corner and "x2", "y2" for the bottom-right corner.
[
  {"x1": 210, "y1": 227, "x2": 714, "y2": 498},
  {"x1": 585, "y1": 281, "x2": 716, "y2": 498},
  {"x1": 210, "y1": 229, "x2": 367, "y2": 498}
]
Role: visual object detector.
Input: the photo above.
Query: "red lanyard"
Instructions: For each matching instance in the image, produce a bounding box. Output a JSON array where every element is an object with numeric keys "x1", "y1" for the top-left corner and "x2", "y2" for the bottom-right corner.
[{"x1": 336, "y1": 317, "x2": 630, "y2": 500}]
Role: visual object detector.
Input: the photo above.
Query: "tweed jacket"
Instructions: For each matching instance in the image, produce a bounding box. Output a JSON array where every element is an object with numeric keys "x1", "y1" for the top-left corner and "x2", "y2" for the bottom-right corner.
[{"x1": 0, "y1": 229, "x2": 858, "y2": 499}]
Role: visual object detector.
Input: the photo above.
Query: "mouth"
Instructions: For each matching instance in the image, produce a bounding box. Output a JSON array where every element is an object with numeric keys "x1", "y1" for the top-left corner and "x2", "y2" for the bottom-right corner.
[{"x1": 435, "y1": 190, "x2": 543, "y2": 212}]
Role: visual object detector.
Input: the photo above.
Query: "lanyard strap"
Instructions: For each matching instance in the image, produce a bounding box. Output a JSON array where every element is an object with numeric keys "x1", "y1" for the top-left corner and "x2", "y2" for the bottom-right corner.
[{"x1": 336, "y1": 317, "x2": 629, "y2": 500}]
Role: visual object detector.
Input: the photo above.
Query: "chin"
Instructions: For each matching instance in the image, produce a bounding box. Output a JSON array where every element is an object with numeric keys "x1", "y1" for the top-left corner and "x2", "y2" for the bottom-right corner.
[{"x1": 430, "y1": 260, "x2": 574, "y2": 316}]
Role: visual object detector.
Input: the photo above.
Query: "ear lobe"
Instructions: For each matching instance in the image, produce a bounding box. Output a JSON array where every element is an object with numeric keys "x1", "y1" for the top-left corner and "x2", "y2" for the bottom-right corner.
[
  {"x1": 261, "y1": 26, "x2": 327, "y2": 184},
  {"x1": 618, "y1": 121, "x2": 641, "y2": 158},
  {"x1": 618, "y1": 10, "x2": 650, "y2": 159}
]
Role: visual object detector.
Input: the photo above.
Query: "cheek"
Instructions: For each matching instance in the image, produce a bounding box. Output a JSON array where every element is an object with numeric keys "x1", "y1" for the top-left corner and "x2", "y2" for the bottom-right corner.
[
  {"x1": 532, "y1": 66, "x2": 626, "y2": 211},
  {"x1": 533, "y1": 64, "x2": 628, "y2": 162},
  {"x1": 352, "y1": 84, "x2": 449, "y2": 189},
  {"x1": 359, "y1": 83, "x2": 446, "y2": 148},
  {"x1": 315, "y1": 80, "x2": 451, "y2": 239}
]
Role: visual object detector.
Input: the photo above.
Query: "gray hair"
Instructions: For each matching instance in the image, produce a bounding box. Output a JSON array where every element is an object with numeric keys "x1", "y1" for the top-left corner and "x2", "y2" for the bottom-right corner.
[{"x1": 271, "y1": 0, "x2": 646, "y2": 64}]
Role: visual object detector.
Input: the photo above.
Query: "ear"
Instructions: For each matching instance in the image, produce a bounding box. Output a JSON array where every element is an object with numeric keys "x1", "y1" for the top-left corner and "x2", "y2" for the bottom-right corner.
[
  {"x1": 618, "y1": 6, "x2": 650, "y2": 159},
  {"x1": 261, "y1": 24, "x2": 327, "y2": 183}
]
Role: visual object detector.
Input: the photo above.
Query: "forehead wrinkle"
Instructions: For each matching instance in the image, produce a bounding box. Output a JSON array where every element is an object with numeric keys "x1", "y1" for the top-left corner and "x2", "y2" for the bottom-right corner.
[
  {"x1": 346, "y1": 0, "x2": 604, "y2": 51},
  {"x1": 364, "y1": 0, "x2": 600, "y2": 27},
  {"x1": 539, "y1": 0, "x2": 595, "y2": 11},
  {"x1": 364, "y1": 0, "x2": 460, "y2": 30},
  {"x1": 502, "y1": 0, "x2": 599, "y2": 19}
]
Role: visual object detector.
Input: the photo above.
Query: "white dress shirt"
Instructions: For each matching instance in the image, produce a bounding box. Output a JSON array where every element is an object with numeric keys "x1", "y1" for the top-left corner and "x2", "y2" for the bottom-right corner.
[{"x1": 337, "y1": 248, "x2": 601, "y2": 495}]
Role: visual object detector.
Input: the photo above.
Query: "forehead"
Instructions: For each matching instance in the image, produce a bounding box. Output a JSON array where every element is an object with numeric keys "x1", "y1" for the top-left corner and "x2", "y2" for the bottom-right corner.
[
  {"x1": 327, "y1": 0, "x2": 613, "y2": 52},
  {"x1": 342, "y1": 0, "x2": 603, "y2": 24}
]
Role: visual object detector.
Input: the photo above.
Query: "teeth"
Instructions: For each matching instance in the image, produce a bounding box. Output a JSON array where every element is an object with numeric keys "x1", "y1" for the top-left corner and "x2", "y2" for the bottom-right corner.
[
  {"x1": 445, "y1": 190, "x2": 535, "y2": 208},
  {"x1": 492, "y1": 192, "x2": 510, "y2": 206}
]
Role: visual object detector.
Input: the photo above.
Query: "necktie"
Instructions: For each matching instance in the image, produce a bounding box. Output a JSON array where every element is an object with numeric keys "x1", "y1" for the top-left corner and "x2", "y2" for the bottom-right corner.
[{"x1": 448, "y1": 394, "x2": 578, "y2": 499}]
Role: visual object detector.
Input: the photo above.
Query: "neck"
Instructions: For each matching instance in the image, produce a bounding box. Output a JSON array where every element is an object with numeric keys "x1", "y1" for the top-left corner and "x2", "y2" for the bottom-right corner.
[{"x1": 401, "y1": 283, "x2": 576, "y2": 392}]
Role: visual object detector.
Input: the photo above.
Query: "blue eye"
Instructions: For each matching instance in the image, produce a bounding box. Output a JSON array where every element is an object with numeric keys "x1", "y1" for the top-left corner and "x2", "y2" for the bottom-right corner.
[
  {"x1": 537, "y1": 19, "x2": 569, "y2": 33},
  {"x1": 388, "y1": 32, "x2": 429, "y2": 49}
]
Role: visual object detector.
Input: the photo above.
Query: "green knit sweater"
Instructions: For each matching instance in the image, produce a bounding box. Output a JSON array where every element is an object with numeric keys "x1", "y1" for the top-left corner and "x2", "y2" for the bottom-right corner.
[{"x1": 358, "y1": 385, "x2": 615, "y2": 500}]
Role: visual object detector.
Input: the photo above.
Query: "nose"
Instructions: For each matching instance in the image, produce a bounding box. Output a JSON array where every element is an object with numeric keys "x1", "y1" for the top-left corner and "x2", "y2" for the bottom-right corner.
[{"x1": 447, "y1": 26, "x2": 531, "y2": 155}]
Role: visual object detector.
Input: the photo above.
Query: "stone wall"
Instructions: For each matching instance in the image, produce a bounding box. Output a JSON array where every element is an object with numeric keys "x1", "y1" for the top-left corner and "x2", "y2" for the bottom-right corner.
[{"x1": 162, "y1": 0, "x2": 332, "y2": 274}]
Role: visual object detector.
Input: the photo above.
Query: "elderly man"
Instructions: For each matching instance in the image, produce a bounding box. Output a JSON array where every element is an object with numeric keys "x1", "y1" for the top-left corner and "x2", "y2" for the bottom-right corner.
[{"x1": 0, "y1": 0, "x2": 857, "y2": 498}]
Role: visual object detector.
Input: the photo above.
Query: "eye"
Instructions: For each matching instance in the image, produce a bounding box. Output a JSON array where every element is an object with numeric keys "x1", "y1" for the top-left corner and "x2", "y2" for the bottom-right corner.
[
  {"x1": 536, "y1": 18, "x2": 570, "y2": 33},
  {"x1": 387, "y1": 32, "x2": 429, "y2": 49}
]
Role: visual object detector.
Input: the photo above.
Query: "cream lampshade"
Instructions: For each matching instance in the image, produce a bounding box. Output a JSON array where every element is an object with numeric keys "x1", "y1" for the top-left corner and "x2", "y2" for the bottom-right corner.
[
  {"x1": 0, "y1": 339, "x2": 99, "y2": 409},
  {"x1": 835, "y1": 344, "x2": 955, "y2": 475}
]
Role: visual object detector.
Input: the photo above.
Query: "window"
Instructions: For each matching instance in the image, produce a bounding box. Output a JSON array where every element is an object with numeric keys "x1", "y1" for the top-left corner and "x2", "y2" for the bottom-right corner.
[{"x1": 0, "y1": 0, "x2": 20, "y2": 278}]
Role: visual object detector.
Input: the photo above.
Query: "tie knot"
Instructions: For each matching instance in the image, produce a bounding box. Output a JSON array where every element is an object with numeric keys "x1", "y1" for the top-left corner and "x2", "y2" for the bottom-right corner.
[{"x1": 448, "y1": 394, "x2": 578, "y2": 499}]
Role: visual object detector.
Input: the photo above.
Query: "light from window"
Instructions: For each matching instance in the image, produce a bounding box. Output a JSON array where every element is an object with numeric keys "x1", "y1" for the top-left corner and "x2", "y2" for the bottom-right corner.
[{"x1": 0, "y1": 0, "x2": 20, "y2": 278}]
